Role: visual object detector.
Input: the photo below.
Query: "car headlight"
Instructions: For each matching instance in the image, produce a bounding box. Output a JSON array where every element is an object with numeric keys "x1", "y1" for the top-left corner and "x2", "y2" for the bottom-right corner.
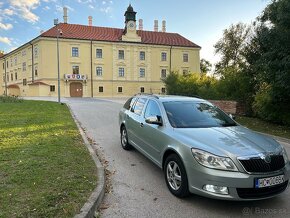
[
  {"x1": 282, "y1": 147, "x2": 289, "y2": 165},
  {"x1": 191, "y1": 148, "x2": 238, "y2": 171}
]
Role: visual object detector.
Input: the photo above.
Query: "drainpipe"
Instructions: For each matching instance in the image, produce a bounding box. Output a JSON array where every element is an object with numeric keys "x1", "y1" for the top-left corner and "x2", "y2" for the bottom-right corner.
[
  {"x1": 30, "y1": 42, "x2": 34, "y2": 83},
  {"x1": 4, "y1": 57, "x2": 7, "y2": 96},
  {"x1": 169, "y1": 45, "x2": 172, "y2": 73},
  {"x1": 90, "y1": 40, "x2": 93, "y2": 97}
]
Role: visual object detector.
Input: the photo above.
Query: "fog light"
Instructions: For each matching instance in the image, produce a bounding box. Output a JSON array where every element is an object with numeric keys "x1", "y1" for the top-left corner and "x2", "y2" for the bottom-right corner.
[{"x1": 203, "y1": 184, "x2": 229, "y2": 195}]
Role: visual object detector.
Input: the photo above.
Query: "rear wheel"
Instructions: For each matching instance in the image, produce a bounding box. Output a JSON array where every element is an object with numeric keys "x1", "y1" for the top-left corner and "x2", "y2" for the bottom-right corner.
[
  {"x1": 164, "y1": 154, "x2": 189, "y2": 198},
  {"x1": 120, "y1": 126, "x2": 132, "y2": 150}
]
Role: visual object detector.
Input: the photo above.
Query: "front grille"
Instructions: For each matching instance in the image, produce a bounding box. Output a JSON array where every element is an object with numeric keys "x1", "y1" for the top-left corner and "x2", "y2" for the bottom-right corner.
[
  {"x1": 239, "y1": 155, "x2": 285, "y2": 173},
  {"x1": 237, "y1": 181, "x2": 288, "y2": 199}
]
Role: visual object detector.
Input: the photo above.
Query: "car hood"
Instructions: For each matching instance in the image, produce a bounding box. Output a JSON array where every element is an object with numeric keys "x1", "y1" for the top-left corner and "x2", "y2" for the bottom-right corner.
[{"x1": 173, "y1": 125, "x2": 282, "y2": 157}]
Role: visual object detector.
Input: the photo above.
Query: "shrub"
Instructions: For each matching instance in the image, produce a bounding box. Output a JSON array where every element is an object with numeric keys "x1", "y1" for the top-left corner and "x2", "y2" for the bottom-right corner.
[{"x1": 0, "y1": 95, "x2": 23, "y2": 103}]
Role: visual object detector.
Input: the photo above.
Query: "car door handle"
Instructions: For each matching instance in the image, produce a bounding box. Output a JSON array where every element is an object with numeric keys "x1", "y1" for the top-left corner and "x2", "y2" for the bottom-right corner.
[{"x1": 140, "y1": 123, "x2": 144, "y2": 127}]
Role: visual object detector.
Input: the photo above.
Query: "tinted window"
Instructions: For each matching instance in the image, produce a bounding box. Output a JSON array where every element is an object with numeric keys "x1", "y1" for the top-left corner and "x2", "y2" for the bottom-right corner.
[
  {"x1": 132, "y1": 98, "x2": 147, "y2": 115},
  {"x1": 144, "y1": 100, "x2": 161, "y2": 119},
  {"x1": 123, "y1": 97, "x2": 136, "y2": 110},
  {"x1": 163, "y1": 101, "x2": 236, "y2": 128}
]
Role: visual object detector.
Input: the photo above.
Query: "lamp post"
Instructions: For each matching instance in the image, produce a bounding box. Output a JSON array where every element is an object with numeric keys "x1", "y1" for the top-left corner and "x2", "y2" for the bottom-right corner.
[{"x1": 54, "y1": 19, "x2": 62, "y2": 103}]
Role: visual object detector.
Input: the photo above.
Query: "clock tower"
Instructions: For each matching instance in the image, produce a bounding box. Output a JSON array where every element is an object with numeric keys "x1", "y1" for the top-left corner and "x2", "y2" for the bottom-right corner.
[{"x1": 122, "y1": 4, "x2": 141, "y2": 42}]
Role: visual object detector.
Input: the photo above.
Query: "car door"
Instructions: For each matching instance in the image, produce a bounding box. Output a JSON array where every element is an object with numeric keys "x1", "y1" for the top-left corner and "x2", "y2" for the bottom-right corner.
[
  {"x1": 126, "y1": 97, "x2": 147, "y2": 148},
  {"x1": 138, "y1": 99, "x2": 166, "y2": 165}
]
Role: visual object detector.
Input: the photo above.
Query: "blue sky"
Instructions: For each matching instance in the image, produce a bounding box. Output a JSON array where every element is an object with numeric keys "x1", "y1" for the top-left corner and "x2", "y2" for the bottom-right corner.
[{"x1": 0, "y1": 0, "x2": 270, "y2": 64}]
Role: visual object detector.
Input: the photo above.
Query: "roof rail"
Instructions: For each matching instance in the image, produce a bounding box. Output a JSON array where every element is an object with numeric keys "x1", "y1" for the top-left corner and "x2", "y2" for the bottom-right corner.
[{"x1": 134, "y1": 93, "x2": 159, "y2": 99}]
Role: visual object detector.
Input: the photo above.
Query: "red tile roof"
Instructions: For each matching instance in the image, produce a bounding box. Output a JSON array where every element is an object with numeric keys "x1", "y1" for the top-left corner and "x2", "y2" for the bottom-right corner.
[
  {"x1": 41, "y1": 23, "x2": 200, "y2": 48},
  {"x1": 7, "y1": 84, "x2": 20, "y2": 88}
]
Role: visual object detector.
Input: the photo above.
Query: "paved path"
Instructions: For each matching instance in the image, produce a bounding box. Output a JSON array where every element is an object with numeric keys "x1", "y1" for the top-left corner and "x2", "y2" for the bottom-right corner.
[{"x1": 24, "y1": 97, "x2": 290, "y2": 217}]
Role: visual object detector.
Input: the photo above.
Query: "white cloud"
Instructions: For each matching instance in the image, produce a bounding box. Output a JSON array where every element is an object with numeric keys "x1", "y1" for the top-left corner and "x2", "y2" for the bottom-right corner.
[
  {"x1": 43, "y1": 6, "x2": 50, "y2": 10},
  {"x1": 9, "y1": 0, "x2": 40, "y2": 23},
  {"x1": 89, "y1": 5, "x2": 95, "y2": 9},
  {"x1": 3, "y1": 9, "x2": 14, "y2": 16},
  {"x1": 102, "y1": 1, "x2": 106, "y2": 5},
  {"x1": 0, "y1": 23, "x2": 13, "y2": 30},
  {"x1": 100, "y1": 6, "x2": 111, "y2": 14},
  {"x1": 0, "y1": 36, "x2": 12, "y2": 45}
]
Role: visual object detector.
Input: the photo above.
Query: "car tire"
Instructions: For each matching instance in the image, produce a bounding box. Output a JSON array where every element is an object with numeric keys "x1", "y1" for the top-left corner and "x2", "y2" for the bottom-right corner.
[
  {"x1": 164, "y1": 154, "x2": 189, "y2": 198},
  {"x1": 120, "y1": 126, "x2": 132, "y2": 150}
]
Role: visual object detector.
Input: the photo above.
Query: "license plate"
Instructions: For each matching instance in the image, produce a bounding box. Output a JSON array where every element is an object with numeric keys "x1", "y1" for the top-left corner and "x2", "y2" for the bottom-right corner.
[{"x1": 255, "y1": 175, "x2": 285, "y2": 188}]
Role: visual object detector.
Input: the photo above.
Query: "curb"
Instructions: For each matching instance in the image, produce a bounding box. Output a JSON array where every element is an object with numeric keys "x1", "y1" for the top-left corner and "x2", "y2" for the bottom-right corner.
[{"x1": 67, "y1": 104, "x2": 105, "y2": 218}]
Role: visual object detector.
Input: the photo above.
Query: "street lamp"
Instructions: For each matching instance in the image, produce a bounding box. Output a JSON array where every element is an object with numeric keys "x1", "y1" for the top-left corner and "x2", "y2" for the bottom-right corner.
[{"x1": 54, "y1": 19, "x2": 62, "y2": 103}]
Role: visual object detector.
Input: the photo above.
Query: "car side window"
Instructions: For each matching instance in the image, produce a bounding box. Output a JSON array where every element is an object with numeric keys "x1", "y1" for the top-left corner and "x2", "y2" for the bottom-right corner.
[
  {"x1": 132, "y1": 98, "x2": 147, "y2": 115},
  {"x1": 123, "y1": 97, "x2": 133, "y2": 110},
  {"x1": 144, "y1": 100, "x2": 162, "y2": 119}
]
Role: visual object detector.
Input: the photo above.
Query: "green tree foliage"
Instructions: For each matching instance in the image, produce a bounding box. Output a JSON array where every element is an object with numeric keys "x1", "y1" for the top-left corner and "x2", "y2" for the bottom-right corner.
[
  {"x1": 214, "y1": 23, "x2": 251, "y2": 73},
  {"x1": 248, "y1": 0, "x2": 290, "y2": 125},
  {"x1": 200, "y1": 58, "x2": 212, "y2": 74}
]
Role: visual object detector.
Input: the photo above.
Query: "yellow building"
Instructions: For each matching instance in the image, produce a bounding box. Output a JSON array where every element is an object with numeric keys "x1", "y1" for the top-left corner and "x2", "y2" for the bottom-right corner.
[{"x1": 0, "y1": 5, "x2": 201, "y2": 97}]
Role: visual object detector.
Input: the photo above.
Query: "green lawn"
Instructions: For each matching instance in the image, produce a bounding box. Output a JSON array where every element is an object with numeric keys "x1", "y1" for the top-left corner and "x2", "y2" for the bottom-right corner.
[
  {"x1": 0, "y1": 100, "x2": 97, "y2": 217},
  {"x1": 236, "y1": 116, "x2": 290, "y2": 140}
]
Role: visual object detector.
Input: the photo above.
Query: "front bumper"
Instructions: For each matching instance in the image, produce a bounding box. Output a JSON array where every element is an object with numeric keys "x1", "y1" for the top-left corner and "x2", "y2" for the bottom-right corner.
[{"x1": 185, "y1": 160, "x2": 290, "y2": 200}]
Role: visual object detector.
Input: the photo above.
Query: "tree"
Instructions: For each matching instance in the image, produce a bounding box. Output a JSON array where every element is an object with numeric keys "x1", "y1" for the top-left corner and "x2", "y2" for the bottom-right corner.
[
  {"x1": 214, "y1": 23, "x2": 251, "y2": 74},
  {"x1": 248, "y1": 0, "x2": 290, "y2": 124},
  {"x1": 200, "y1": 58, "x2": 212, "y2": 74}
]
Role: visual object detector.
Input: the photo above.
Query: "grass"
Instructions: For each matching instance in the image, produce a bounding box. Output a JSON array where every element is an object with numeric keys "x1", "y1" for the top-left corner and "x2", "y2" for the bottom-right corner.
[
  {"x1": 0, "y1": 100, "x2": 97, "y2": 217},
  {"x1": 236, "y1": 116, "x2": 290, "y2": 140}
]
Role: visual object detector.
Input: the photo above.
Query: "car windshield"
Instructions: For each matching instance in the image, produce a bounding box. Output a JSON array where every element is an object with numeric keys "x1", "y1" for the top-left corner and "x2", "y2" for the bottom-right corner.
[{"x1": 163, "y1": 101, "x2": 237, "y2": 128}]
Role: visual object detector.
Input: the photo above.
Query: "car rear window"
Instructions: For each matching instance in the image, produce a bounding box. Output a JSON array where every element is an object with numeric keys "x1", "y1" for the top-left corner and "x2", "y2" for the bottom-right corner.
[{"x1": 132, "y1": 98, "x2": 147, "y2": 115}]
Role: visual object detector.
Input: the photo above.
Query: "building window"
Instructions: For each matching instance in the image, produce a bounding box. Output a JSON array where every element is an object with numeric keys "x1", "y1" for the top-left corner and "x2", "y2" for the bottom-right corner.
[
  {"x1": 22, "y1": 62, "x2": 26, "y2": 71},
  {"x1": 118, "y1": 87, "x2": 123, "y2": 93},
  {"x1": 161, "y1": 69, "x2": 167, "y2": 78},
  {"x1": 99, "y1": 86, "x2": 104, "y2": 93},
  {"x1": 2, "y1": 63, "x2": 4, "y2": 69},
  {"x1": 72, "y1": 47, "x2": 79, "y2": 57},
  {"x1": 35, "y1": 66, "x2": 38, "y2": 76},
  {"x1": 96, "y1": 49, "x2": 102, "y2": 58},
  {"x1": 23, "y1": 79, "x2": 27, "y2": 86},
  {"x1": 34, "y1": 46, "x2": 38, "y2": 58},
  {"x1": 72, "y1": 66, "x2": 79, "y2": 74},
  {"x1": 161, "y1": 87, "x2": 166, "y2": 94},
  {"x1": 22, "y1": 50, "x2": 26, "y2": 56},
  {"x1": 10, "y1": 59, "x2": 12, "y2": 67},
  {"x1": 118, "y1": 50, "x2": 124, "y2": 59},
  {"x1": 139, "y1": 68, "x2": 145, "y2": 77},
  {"x1": 7, "y1": 75, "x2": 9, "y2": 82},
  {"x1": 50, "y1": 85, "x2": 55, "y2": 92},
  {"x1": 96, "y1": 67, "x2": 103, "y2": 76},
  {"x1": 14, "y1": 57, "x2": 17, "y2": 65},
  {"x1": 140, "y1": 87, "x2": 145, "y2": 93},
  {"x1": 161, "y1": 52, "x2": 167, "y2": 61},
  {"x1": 183, "y1": 69, "x2": 188, "y2": 75},
  {"x1": 15, "y1": 73, "x2": 17, "y2": 80},
  {"x1": 140, "y1": 51, "x2": 145, "y2": 60},
  {"x1": 3, "y1": 75, "x2": 5, "y2": 82},
  {"x1": 118, "y1": 67, "x2": 125, "y2": 77},
  {"x1": 11, "y1": 74, "x2": 13, "y2": 81},
  {"x1": 183, "y1": 53, "x2": 188, "y2": 62},
  {"x1": 6, "y1": 61, "x2": 8, "y2": 68}
]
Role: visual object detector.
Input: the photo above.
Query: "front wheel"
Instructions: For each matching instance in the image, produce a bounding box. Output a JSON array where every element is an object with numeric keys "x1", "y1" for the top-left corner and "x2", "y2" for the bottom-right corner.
[
  {"x1": 120, "y1": 126, "x2": 132, "y2": 150},
  {"x1": 164, "y1": 154, "x2": 189, "y2": 198}
]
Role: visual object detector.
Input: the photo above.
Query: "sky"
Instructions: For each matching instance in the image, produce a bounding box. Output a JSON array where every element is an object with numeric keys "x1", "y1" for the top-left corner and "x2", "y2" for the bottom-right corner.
[{"x1": 0, "y1": 0, "x2": 270, "y2": 65}]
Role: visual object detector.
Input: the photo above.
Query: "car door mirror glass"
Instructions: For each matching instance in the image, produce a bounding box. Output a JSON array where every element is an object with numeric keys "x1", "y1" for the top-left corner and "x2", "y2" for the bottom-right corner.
[{"x1": 145, "y1": 115, "x2": 163, "y2": 126}]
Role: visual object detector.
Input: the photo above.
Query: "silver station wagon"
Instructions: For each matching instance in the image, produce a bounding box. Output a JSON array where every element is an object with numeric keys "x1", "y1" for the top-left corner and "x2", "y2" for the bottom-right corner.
[{"x1": 119, "y1": 94, "x2": 290, "y2": 200}]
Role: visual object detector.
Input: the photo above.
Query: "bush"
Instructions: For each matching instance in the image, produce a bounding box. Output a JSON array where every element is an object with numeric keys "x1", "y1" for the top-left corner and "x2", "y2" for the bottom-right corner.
[{"x1": 0, "y1": 95, "x2": 23, "y2": 103}]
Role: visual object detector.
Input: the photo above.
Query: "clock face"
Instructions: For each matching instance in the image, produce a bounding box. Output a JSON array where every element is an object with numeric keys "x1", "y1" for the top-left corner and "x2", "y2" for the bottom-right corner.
[{"x1": 128, "y1": 21, "x2": 135, "y2": 30}]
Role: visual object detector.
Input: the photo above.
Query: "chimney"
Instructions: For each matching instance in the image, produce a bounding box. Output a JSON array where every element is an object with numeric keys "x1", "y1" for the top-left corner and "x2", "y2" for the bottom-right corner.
[
  {"x1": 154, "y1": 20, "x2": 158, "y2": 32},
  {"x1": 88, "y1": 16, "x2": 93, "y2": 26},
  {"x1": 63, "y1": 7, "x2": 68, "y2": 24},
  {"x1": 139, "y1": 19, "x2": 143, "y2": 30},
  {"x1": 162, "y1": 20, "x2": 166, "y2": 32}
]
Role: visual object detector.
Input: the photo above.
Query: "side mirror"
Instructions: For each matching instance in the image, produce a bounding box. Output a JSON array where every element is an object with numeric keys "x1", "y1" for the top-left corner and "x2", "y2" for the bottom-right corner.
[
  {"x1": 229, "y1": 114, "x2": 236, "y2": 120},
  {"x1": 145, "y1": 115, "x2": 163, "y2": 126}
]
